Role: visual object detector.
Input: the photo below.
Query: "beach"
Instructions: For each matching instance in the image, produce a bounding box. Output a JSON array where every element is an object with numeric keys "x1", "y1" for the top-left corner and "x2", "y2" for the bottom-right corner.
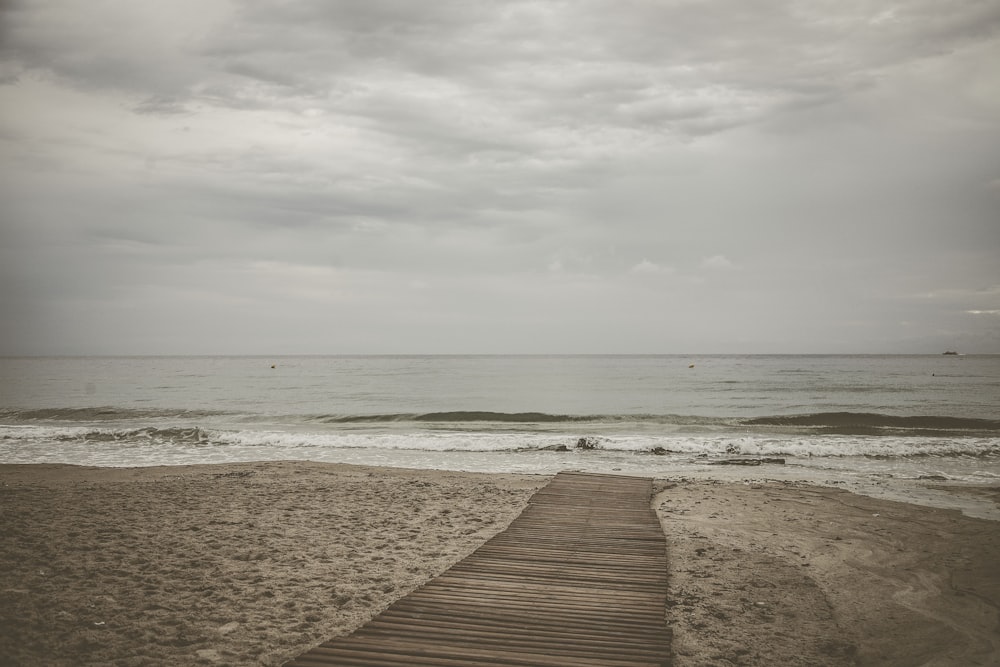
[
  {"x1": 657, "y1": 479, "x2": 1000, "y2": 666},
  {"x1": 1, "y1": 462, "x2": 998, "y2": 666}
]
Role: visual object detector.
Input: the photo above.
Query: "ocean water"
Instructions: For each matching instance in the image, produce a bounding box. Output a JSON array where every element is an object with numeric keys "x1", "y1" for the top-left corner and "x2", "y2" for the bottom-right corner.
[{"x1": 2, "y1": 355, "x2": 999, "y2": 517}]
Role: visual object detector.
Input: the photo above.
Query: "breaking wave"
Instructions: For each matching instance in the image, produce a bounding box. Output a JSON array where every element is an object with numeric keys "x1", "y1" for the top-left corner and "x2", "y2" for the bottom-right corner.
[
  {"x1": 3, "y1": 406, "x2": 999, "y2": 469},
  {"x1": 2, "y1": 424, "x2": 998, "y2": 459},
  {"x1": 5, "y1": 407, "x2": 996, "y2": 434},
  {"x1": 742, "y1": 412, "x2": 1000, "y2": 436},
  {"x1": 318, "y1": 410, "x2": 1000, "y2": 436},
  {"x1": 321, "y1": 411, "x2": 728, "y2": 426},
  {"x1": 0, "y1": 407, "x2": 227, "y2": 421}
]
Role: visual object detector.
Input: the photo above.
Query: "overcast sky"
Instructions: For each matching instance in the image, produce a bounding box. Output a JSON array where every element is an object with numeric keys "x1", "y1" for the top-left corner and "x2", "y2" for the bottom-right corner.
[{"x1": 1, "y1": 1, "x2": 998, "y2": 355}]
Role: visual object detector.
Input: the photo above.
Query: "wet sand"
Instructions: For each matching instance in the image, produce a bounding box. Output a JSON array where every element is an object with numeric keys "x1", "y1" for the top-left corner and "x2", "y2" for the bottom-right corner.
[{"x1": 1, "y1": 462, "x2": 998, "y2": 666}]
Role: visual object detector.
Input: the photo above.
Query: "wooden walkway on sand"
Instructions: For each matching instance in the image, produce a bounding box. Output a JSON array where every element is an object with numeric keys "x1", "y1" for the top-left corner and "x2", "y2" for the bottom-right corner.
[{"x1": 285, "y1": 471, "x2": 671, "y2": 667}]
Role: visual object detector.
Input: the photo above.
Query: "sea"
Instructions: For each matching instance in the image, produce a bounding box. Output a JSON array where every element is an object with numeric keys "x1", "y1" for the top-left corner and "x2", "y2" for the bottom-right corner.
[{"x1": 2, "y1": 355, "x2": 999, "y2": 518}]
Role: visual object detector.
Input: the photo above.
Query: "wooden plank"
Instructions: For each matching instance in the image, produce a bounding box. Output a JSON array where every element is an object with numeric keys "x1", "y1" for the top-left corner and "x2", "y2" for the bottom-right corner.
[
  {"x1": 304, "y1": 642, "x2": 663, "y2": 667},
  {"x1": 284, "y1": 471, "x2": 671, "y2": 666},
  {"x1": 345, "y1": 628, "x2": 671, "y2": 659},
  {"x1": 375, "y1": 608, "x2": 662, "y2": 640},
  {"x1": 361, "y1": 617, "x2": 668, "y2": 647},
  {"x1": 382, "y1": 600, "x2": 664, "y2": 630},
  {"x1": 405, "y1": 578, "x2": 664, "y2": 602},
  {"x1": 399, "y1": 589, "x2": 662, "y2": 612}
]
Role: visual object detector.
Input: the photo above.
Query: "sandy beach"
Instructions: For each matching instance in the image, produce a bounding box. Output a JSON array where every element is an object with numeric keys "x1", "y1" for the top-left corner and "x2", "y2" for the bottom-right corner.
[
  {"x1": 656, "y1": 479, "x2": 1000, "y2": 666},
  {"x1": 1, "y1": 462, "x2": 998, "y2": 666}
]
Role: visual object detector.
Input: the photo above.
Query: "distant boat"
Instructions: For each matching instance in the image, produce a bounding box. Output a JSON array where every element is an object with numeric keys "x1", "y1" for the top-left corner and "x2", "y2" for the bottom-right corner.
[{"x1": 942, "y1": 351, "x2": 959, "y2": 355}]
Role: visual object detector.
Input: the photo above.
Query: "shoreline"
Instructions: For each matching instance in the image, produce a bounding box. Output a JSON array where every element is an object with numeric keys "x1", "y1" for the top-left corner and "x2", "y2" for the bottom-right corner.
[{"x1": 2, "y1": 462, "x2": 998, "y2": 666}]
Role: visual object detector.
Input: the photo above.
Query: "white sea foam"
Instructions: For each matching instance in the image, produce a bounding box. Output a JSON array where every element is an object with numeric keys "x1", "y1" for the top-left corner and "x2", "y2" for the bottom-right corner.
[
  {"x1": 4, "y1": 424, "x2": 999, "y2": 518},
  {"x1": 2, "y1": 424, "x2": 998, "y2": 460}
]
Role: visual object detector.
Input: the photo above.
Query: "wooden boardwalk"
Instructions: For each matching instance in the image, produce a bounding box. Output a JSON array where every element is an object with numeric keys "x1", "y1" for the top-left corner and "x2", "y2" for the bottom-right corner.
[{"x1": 285, "y1": 471, "x2": 671, "y2": 666}]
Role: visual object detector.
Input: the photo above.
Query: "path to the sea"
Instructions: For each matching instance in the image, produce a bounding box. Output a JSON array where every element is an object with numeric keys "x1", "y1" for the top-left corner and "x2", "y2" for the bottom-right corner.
[{"x1": 285, "y1": 471, "x2": 671, "y2": 666}]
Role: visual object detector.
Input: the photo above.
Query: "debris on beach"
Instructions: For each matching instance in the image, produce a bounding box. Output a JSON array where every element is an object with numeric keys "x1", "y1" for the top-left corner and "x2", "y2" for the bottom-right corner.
[{"x1": 708, "y1": 458, "x2": 786, "y2": 466}]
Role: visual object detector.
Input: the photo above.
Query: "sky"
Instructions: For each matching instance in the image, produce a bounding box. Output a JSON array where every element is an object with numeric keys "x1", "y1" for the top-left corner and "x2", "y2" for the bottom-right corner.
[{"x1": 1, "y1": 0, "x2": 998, "y2": 355}]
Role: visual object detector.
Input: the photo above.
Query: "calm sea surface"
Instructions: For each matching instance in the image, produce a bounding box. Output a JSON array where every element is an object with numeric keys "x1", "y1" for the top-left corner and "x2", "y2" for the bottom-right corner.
[{"x1": 2, "y1": 355, "x2": 999, "y2": 516}]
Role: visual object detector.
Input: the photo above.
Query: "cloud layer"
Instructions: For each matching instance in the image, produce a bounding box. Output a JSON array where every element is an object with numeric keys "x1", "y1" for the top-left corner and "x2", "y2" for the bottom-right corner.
[{"x1": 2, "y1": 0, "x2": 999, "y2": 353}]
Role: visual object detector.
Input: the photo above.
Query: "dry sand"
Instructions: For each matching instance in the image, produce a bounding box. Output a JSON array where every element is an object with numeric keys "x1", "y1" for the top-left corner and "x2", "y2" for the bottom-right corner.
[
  {"x1": 1, "y1": 462, "x2": 998, "y2": 666},
  {"x1": 656, "y1": 479, "x2": 1000, "y2": 666},
  {"x1": 0, "y1": 462, "x2": 544, "y2": 666}
]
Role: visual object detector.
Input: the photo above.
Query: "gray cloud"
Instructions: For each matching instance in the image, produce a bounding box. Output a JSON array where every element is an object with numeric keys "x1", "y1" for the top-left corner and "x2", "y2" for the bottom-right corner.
[{"x1": 1, "y1": 0, "x2": 998, "y2": 354}]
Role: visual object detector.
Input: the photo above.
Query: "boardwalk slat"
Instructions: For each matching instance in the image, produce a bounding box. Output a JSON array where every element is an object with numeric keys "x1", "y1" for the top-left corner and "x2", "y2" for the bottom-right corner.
[
  {"x1": 305, "y1": 642, "x2": 662, "y2": 667},
  {"x1": 404, "y1": 588, "x2": 663, "y2": 610},
  {"x1": 383, "y1": 600, "x2": 664, "y2": 630},
  {"x1": 377, "y1": 607, "x2": 665, "y2": 638},
  {"x1": 381, "y1": 603, "x2": 666, "y2": 625},
  {"x1": 284, "y1": 471, "x2": 671, "y2": 666},
  {"x1": 346, "y1": 629, "x2": 671, "y2": 660},
  {"x1": 400, "y1": 590, "x2": 662, "y2": 612},
  {"x1": 362, "y1": 617, "x2": 668, "y2": 648}
]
